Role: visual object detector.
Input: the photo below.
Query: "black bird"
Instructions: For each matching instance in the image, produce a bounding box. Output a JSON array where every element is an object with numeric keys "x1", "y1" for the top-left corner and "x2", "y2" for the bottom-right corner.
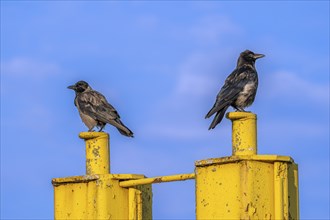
[
  {"x1": 68, "y1": 81, "x2": 134, "y2": 137},
  {"x1": 205, "y1": 50, "x2": 265, "y2": 130}
]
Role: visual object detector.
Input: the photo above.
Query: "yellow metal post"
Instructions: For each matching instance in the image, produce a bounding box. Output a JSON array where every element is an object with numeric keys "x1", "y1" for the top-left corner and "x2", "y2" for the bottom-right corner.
[
  {"x1": 195, "y1": 112, "x2": 299, "y2": 219},
  {"x1": 52, "y1": 132, "x2": 152, "y2": 219},
  {"x1": 229, "y1": 112, "x2": 257, "y2": 156},
  {"x1": 81, "y1": 132, "x2": 110, "y2": 175}
]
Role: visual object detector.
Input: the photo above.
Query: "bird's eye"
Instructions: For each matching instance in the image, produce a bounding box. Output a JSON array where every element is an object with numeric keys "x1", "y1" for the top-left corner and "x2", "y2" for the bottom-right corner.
[{"x1": 248, "y1": 53, "x2": 255, "y2": 59}]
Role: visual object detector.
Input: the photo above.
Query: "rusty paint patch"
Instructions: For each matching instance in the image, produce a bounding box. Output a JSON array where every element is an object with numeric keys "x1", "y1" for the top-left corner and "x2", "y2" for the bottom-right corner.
[
  {"x1": 265, "y1": 213, "x2": 272, "y2": 220},
  {"x1": 246, "y1": 202, "x2": 257, "y2": 216},
  {"x1": 95, "y1": 179, "x2": 104, "y2": 187},
  {"x1": 52, "y1": 175, "x2": 99, "y2": 186},
  {"x1": 92, "y1": 146, "x2": 101, "y2": 158},
  {"x1": 152, "y1": 178, "x2": 162, "y2": 183},
  {"x1": 201, "y1": 199, "x2": 209, "y2": 207}
]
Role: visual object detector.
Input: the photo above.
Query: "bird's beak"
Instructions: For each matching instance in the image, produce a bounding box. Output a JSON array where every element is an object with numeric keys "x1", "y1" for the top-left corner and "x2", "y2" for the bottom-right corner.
[
  {"x1": 67, "y1": 85, "x2": 76, "y2": 90},
  {"x1": 254, "y1": 53, "x2": 265, "y2": 59}
]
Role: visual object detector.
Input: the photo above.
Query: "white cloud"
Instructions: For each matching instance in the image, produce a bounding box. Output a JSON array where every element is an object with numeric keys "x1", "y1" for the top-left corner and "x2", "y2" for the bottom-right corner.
[
  {"x1": 140, "y1": 52, "x2": 234, "y2": 140},
  {"x1": 140, "y1": 124, "x2": 209, "y2": 140},
  {"x1": 176, "y1": 72, "x2": 216, "y2": 97},
  {"x1": 134, "y1": 14, "x2": 244, "y2": 141},
  {"x1": 2, "y1": 103, "x2": 54, "y2": 132},
  {"x1": 259, "y1": 119, "x2": 329, "y2": 141},
  {"x1": 1, "y1": 57, "x2": 61, "y2": 77},
  {"x1": 143, "y1": 58, "x2": 330, "y2": 142},
  {"x1": 262, "y1": 70, "x2": 329, "y2": 104},
  {"x1": 175, "y1": 51, "x2": 235, "y2": 97}
]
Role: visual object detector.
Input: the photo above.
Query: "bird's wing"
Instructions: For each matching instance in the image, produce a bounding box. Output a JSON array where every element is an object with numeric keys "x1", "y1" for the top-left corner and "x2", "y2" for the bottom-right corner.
[
  {"x1": 206, "y1": 65, "x2": 252, "y2": 117},
  {"x1": 219, "y1": 65, "x2": 251, "y2": 100},
  {"x1": 94, "y1": 91, "x2": 121, "y2": 118},
  {"x1": 77, "y1": 91, "x2": 119, "y2": 122},
  {"x1": 77, "y1": 90, "x2": 133, "y2": 136}
]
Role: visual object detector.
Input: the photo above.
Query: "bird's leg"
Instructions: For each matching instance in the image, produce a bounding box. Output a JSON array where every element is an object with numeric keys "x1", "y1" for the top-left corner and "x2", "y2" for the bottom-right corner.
[
  {"x1": 236, "y1": 107, "x2": 252, "y2": 113},
  {"x1": 98, "y1": 124, "x2": 105, "y2": 132},
  {"x1": 235, "y1": 107, "x2": 246, "y2": 112}
]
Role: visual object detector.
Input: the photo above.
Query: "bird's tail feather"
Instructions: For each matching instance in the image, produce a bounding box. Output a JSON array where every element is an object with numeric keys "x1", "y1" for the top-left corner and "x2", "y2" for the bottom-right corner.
[
  {"x1": 107, "y1": 118, "x2": 134, "y2": 137},
  {"x1": 208, "y1": 106, "x2": 229, "y2": 130},
  {"x1": 205, "y1": 101, "x2": 229, "y2": 119},
  {"x1": 117, "y1": 126, "x2": 134, "y2": 137},
  {"x1": 116, "y1": 119, "x2": 134, "y2": 137}
]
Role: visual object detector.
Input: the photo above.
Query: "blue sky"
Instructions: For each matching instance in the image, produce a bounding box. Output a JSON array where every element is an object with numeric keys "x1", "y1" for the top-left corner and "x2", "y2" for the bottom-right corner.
[{"x1": 1, "y1": 1, "x2": 329, "y2": 219}]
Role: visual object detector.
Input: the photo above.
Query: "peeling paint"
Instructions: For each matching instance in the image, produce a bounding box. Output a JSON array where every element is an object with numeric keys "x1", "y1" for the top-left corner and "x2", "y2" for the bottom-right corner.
[
  {"x1": 92, "y1": 146, "x2": 101, "y2": 158},
  {"x1": 246, "y1": 202, "x2": 257, "y2": 216}
]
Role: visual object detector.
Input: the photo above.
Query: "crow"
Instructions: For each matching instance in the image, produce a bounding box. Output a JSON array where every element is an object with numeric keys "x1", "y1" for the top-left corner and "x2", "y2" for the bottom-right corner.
[
  {"x1": 68, "y1": 81, "x2": 134, "y2": 137},
  {"x1": 205, "y1": 50, "x2": 265, "y2": 130}
]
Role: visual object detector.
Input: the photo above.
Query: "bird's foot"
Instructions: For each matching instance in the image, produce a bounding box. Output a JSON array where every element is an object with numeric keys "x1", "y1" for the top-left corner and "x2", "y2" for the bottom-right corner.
[
  {"x1": 98, "y1": 125, "x2": 105, "y2": 132},
  {"x1": 234, "y1": 109, "x2": 251, "y2": 113}
]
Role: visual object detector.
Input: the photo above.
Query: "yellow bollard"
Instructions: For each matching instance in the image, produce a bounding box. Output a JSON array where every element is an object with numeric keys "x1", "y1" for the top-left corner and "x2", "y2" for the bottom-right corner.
[
  {"x1": 79, "y1": 132, "x2": 110, "y2": 175},
  {"x1": 227, "y1": 112, "x2": 257, "y2": 156},
  {"x1": 52, "y1": 132, "x2": 152, "y2": 219},
  {"x1": 195, "y1": 112, "x2": 299, "y2": 219}
]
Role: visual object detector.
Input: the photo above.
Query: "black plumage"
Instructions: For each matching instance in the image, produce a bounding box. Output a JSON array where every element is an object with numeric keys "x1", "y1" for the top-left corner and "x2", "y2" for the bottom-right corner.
[
  {"x1": 205, "y1": 50, "x2": 265, "y2": 130},
  {"x1": 68, "y1": 81, "x2": 134, "y2": 137}
]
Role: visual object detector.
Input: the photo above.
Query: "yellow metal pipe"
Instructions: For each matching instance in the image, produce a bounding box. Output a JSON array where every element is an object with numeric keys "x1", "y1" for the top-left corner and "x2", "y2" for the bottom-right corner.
[
  {"x1": 119, "y1": 173, "x2": 195, "y2": 188},
  {"x1": 79, "y1": 132, "x2": 110, "y2": 175},
  {"x1": 226, "y1": 112, "x2": 257, "y2": 156}
]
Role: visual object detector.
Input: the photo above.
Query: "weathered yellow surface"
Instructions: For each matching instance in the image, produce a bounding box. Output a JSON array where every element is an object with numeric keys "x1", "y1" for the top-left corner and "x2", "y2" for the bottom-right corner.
[
  {"x1": 195, "y1": 158, "x2": 299, "y2": 219},
  {"x1": 227, "y1": 112, "x2": 257, "y2": 156},
  {"x1": 120, "y1": 173, "x2": 195, "y2": 188},
  {"x1": 53, "y1": 174, "x2": 152, "y2": 219},
  {"x1": 195, "y1": 112, "x2": 299, "y2": 219},
  {"x1": 53, "y1": 132, "x2": 152, "y2": 220},
  {"x1": 79, "y1": 132, "x2": 110, "y2": 175},
  {"x1": 53, "y1": 112, "x2": 299, "y2": 219},
  {"x1": 195, "y1": 154, "x2": 294, "y2": 167}
]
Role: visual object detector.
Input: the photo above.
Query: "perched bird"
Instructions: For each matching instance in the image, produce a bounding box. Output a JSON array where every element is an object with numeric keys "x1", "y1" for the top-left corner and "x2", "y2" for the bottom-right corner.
[
  {"x1": 68, "y1": 81, "x2": 134, "y2": 137},
  {"x1": 205, "y1": 50, "x2": 265, "y2": 130}
]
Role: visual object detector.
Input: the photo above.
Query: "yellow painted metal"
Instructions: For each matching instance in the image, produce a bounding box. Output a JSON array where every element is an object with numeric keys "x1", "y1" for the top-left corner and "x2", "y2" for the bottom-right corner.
[
  {"x1": 53, "y1": 111, "x2": 300, "y2": 219},
  {"x1": 120, "y1": 173, "x2": 195, "y2": 188},
  {"x1": 53, "y1": 174, "x2": 152, "y2": 219},
  {"x1": 195, "y1": 112, "x2": 299, "y2": 219},
  {"x1": 128, "y1": 187, "x2": 147, "y2": 220},
  {"x1": 274, "y1": 162, "x2": 299, "y2": 219},
  {"x1": 227, "y1": 112, "x2": 257, "y2": 156},
  {"x1": 79, "y1": 132, "x2": 110, "y2": 174},
  {"x1": 52, "y1": 132, "x2": 152, "y2": 219},
  {"x1": 129, "y1": 188, "x2": 138, "y2": 220}
]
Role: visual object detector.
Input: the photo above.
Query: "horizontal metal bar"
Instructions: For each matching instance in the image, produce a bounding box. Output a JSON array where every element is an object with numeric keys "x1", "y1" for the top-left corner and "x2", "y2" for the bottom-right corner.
[{"x1": 119, "y1": 173, "x2": 195, "y2": 188}]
